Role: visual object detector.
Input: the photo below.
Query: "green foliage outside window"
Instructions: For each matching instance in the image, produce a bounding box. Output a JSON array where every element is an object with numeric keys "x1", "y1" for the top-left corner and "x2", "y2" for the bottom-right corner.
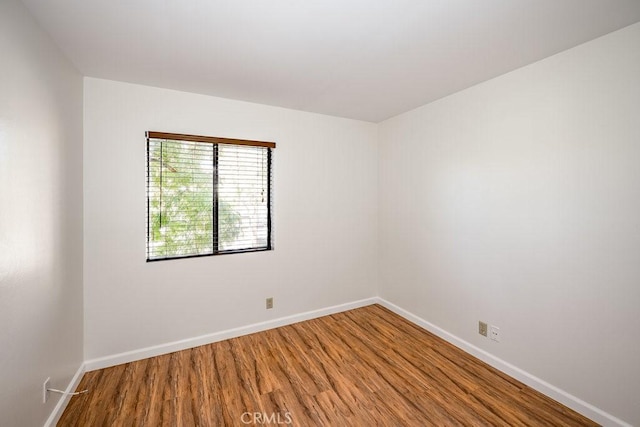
[{"x1": 147, "y1": 140, "x2": 242, "y2": 258}]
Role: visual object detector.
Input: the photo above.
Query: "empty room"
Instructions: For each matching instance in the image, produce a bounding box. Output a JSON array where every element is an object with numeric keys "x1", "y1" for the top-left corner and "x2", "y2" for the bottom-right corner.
[{"x1": 1, "y1": 0, "x2": 640, "y2": 425}]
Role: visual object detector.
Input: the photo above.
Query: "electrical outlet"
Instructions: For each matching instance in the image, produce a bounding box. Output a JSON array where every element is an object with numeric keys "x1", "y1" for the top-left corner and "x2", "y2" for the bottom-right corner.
[
  {"x1": 479, "y1": 321, "x2": 488, "y2": 337},
  {"x1": 490, "y1": 325, "x2": 500, "y2": 342},
  {"x1": 266, "y1": 297, "x2": 273, "y2": 309},
  {"x1": 43, "y1": 377, "x2": 50, "y2": 403}
]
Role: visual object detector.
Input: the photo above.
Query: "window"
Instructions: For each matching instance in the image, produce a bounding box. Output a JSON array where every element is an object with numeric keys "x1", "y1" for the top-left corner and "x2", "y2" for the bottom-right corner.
[{"x1": 146, "y1": 131, "x2": 275, "y2": 261}]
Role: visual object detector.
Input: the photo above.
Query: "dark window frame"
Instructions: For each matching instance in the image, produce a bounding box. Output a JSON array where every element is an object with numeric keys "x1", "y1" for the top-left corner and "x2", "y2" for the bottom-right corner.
[{"x1": 146, "y1": 131, "x2": 275, "y2": 262}]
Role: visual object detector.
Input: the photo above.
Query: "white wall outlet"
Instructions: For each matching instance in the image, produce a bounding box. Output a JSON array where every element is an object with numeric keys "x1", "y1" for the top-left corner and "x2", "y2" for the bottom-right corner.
[
  {"x1": 490, "y1": 325, "x2": 500, "y2": 342},
  {"x1": 266, "y1": 297, "x2": 273, "y2": 309},
  {"x1": 43, "y1": 377, "x2": 50, "y2": 403}
]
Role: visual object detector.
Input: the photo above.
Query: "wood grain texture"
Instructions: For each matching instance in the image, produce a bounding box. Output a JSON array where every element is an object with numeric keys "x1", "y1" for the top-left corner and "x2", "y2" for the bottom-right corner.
[
  {"x1": 147, "y1": 131, "x2": 276, "y2": 149},
  {"x1": 58, "y1": 305, "x2": 597, "y2": 426}
]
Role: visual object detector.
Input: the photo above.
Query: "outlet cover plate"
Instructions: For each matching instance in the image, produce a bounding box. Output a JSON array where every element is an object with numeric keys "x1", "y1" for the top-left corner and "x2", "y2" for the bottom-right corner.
[
  {"x1": 43, "y1": 377, "x2": 50, "y2": 403},
  {"x1": 490, "y1": 325, "x2": 500, "y2": 342},
  {"x1": 266, "y1": 297, "x2": 273, "y2": 309},
  {"x1": 479, "y1": 321, "x2": 488, "y2": 337}
]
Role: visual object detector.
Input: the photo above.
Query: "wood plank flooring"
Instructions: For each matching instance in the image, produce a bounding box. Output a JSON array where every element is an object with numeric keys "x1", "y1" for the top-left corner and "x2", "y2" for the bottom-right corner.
[{"x1": 59, "y1": 304, "x2": 597, "y2": 426}]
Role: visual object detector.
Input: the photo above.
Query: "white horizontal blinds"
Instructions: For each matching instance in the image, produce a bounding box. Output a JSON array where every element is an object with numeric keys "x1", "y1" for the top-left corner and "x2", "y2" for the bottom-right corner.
[
  {"x1": 146, "y1": 132, "x2": 274, "y2": 261},
  {"x1": 216, "y1": 144, "x2": 270, "y2": 251}
]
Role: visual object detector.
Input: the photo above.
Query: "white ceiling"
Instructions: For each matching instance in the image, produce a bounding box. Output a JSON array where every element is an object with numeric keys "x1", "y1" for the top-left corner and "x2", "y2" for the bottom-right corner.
[{"x1": 21, "y1": 0, "x2": 640, "y2": 122}]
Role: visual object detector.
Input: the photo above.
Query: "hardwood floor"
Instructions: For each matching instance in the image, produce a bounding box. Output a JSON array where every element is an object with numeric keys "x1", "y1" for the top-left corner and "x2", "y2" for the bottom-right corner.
[{"x1": 59, "y1": 305, "x2": 597, "y2": 426}]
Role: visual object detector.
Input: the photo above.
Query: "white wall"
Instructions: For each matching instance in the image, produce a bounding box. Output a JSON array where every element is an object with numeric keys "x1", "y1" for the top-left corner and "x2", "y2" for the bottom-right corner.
[
  {"x1": 0, "y1": 0, "x2": 84, "y2": 425},
  {"x1": 83, "y1": 78, "x2": 378, "y2": 359},
  {"x1": 379, "y1": 23, "x2": 640, "y2": 425}
]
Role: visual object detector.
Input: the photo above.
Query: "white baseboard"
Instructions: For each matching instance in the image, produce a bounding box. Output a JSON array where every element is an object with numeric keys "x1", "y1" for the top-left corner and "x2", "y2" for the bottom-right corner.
[
  {"x1": 43, "y1": 362, "x2": 86, "y2": 427},
  {"x1": 374, "y1": 297, "x2": 630, "y2": 427},
  {"x1": 84, "y1": 297, "x2": 377, "y2": 372}
]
